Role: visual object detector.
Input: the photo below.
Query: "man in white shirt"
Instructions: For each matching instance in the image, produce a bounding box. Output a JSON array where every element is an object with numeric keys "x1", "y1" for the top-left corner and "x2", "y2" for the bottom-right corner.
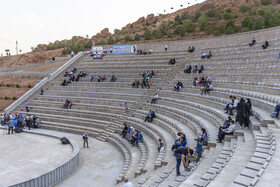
[
  {"x1": 165, "y1": 44, "x2": 168, "y2": 52},
  {"x1": 151, "y1": 93, "x2": 159, "y2": 104},
  {"x1": 122, "y1": 177, "x2": 132, "y2": 187}
]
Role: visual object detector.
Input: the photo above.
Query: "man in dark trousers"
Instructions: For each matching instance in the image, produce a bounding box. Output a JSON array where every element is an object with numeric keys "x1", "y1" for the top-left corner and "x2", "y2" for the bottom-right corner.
[
  {"x1": 8, "y1": 118, "x2": 14, "y2": 134},
  {"x1": 174, "y1": 147, "x2": 194, "y2": 176},
  {"x1": 83, "y1": 133, "x2": 89, "y2": 148}
]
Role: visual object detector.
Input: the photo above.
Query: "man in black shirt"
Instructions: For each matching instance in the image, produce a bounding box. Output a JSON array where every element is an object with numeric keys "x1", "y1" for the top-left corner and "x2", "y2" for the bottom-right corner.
[{"x1": 174, "y1": 147, "x2": 194, "y2": 176}]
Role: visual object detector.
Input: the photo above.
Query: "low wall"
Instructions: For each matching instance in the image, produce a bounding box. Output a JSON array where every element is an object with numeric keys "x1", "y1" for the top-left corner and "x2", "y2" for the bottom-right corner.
[
  {"x1": 99, "y1": 26, "x2": 280, "y2": 52},
  {"x1": 6, "y1": 130, "x2": 80, "y2": 187},
  {"x1": 4, "y1": 52, "x2": 83, "y2": 114}
]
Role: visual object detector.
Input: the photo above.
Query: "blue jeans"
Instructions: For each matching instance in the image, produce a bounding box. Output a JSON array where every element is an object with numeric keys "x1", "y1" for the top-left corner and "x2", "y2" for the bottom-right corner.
[
  {"x1": 225, "y1": 104, "x2": 229, "y2": 113},
  {"x1": 174, "y1": 153, "x2": 186, "y2": 175},
  {"x1": 274, "y1": 104, "x2": 280, "y2": 118},
  {"x1": 201, "y1": 88, "x2": 206, "y2": 95},
  {"x1": 1, "y1": 120, "x2": 4, "y2": 126}
]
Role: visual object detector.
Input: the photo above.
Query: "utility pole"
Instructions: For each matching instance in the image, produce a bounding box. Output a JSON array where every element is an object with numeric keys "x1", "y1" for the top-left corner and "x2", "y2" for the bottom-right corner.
[{"x1": 16, "y1": 40, "x2": 18, "y2": 55}]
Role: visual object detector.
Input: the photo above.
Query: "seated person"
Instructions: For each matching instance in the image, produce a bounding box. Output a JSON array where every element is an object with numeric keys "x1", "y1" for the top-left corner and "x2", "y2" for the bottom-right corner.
[
  {"x1": 198, "y1": 65, "x2": 204, "y2": 74},
  {"x1": 66, "y1": 78, "x2": 72, "y2": 84},
  {"x1": 169, "y1": 58, "x2": 176, "y2": 65},
  {"x1": 132, "y1": 80, "x2": 139, "y2": 88},
  {"x1": 151, "y1": 93, "x2": 159, "y2": 104},
  {"x1": 174, "y1": 147, "x2": 194, "y2": 176},
  {"x1": 101, "y1": 75, "x2": 107, "y2": 82},
  {"x1": 97, "y1": 76, "x2": 102, "y2": 82},
  {"x1": 110, "y1": 75, "x2": 117, "y2": 82},
  {"x1": 174, "y1": 81, "x2": 183, "y2": 92},
  {"x1": 190, "y1": 139, "x2": 202, "y2": 163},
  {"x1": 191, "y1": 46, "x2": 195, "y2": 53},
  {"x1": 204, "y1": 83, "x2": 213, "y2": 95},
  {"x1": 193, "y1": 77, "x2": 198, "y2": 86},
  {"x1": 217, "y1": 120, "x2": 236, "y2": 143},
  {"x1": 172, "y1": 132, "x2": 187, "y2": 150},
  {"x1": 184, "y1": 65, "x2": 192, "y2": 73},
  {"x1": 148, "y1": 50, "x2": 152, "y2": 55},
  {"x1": 249, "y1": 38, "x2": 256, "y2": 47},
  {"x1": 158, "y1": 139, "x2": 164, "y2": 152},
  {"x1": 64, "y1": 72, "x2": 68, "y2": 77},
  {"x1": 120, "y1": 122, "x2": 128, "y2": 138},
  {"x1": 201, "y1": 52, "x2": 208, "y2": 59},
  {"x1": 90, "y1": 75, "x2": 97, "y2": 82},
  {"x1": 93, "y1": 54, "x2": 103, "y2": 59},
  {"x1": 64, "y1": 99, "x2": 72, "y2": 109},
  {"x1": 61, "y1": 79, "x2": 67, "y2": 86},
  {"x1": 271, "y1": 103, "x2": 280, "y2": 119},
  {"x1": 193, "y1": 65, "x2": 198, "y2": 73},
  {"x1": 144, "y1": 110, "x2": 153, "y2": 122},
  {"x1": 197, "y1": 128, "x2": 208, "y2": 146},
  {"x1": 262, "y1": 40, "x2": 269, "y2": 49},
  {"x1": 71, "y1": 67, "x2": 77, "y2": 73},
  {"x1": 130, "y1": 130, "x2": 139, "y2": 145},
  {"x1": 207, "y1": 51, "x2": 212, "y2": 59}
]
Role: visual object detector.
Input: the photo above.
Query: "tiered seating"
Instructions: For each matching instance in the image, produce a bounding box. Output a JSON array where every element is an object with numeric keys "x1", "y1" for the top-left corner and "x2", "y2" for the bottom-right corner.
[{"x1": 11, "y1": 36, "x2": 280, "y2": 187}]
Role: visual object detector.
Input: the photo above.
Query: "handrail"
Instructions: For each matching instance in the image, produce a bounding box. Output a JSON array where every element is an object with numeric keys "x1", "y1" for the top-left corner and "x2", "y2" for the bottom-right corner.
[{"x1": 4, "y1": 52, "x2": 83, "y2": 114}]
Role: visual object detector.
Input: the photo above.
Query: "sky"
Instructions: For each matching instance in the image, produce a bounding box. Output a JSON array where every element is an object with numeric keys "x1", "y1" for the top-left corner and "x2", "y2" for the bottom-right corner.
[{"x1": 0, "y1": 0, "x2": 205, "y2": 55}]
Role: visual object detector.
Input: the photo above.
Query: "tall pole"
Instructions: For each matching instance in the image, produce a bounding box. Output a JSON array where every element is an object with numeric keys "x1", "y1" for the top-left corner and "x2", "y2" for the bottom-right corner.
[{"x1": 16, "y1": 40, "x2": 18, "y2": 55}]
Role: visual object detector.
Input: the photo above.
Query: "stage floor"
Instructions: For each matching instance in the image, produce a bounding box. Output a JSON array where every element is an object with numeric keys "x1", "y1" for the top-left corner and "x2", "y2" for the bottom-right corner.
[{"x1": 0, "y1": 131, "x2": 72, "y2": 186}]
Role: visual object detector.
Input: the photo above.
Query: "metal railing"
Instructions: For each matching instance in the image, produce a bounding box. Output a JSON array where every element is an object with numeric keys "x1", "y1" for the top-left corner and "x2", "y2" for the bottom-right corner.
[{"x1": 4, "y1": 52, "x2": 83, "y2": 114}]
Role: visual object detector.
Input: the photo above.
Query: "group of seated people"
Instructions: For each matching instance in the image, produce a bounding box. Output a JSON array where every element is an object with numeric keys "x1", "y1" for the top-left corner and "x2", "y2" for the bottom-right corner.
[
  {"x1": 249, "y1": 38, "x2": 269, "y2": 49},
  {"x1": 137, "y1": 49, "x2": 152, "y2": 55},
  {"x1": 63, "y1": 99, "x2": 72, "y2": 109},
  {"x1": 49, "y1": 57, "x2": 55, "y2": 62},
  {"x1": 193, "y1": 76, "x2": 211, "y2": 86},
  {"x1": 200, "y1": 83, "x2": 213, "y2": 95},
  {"x1": 120, "y1": 122, "x2": 143, "y2": 146},
  {"x1": 184, "y1": 65, "x2": 204, "y2": 74},
  {"x1": 201, "y1": 51, "x2": 212, "y2": 59},
  {"x1": 172, "y1": 129, "x2": 207, "y2": 176},
  {"x1": 91, "y1": 75, "x2": 116, "y2": 82},
  {"x1": 217, "y1": 116, "x2": 236, "y2": 143},
  {"x1": 144, "y1": 110, "x2": 156, "y2": 122},
  {"x1": 169, "y1": 58, "x2": 176, "y2": 65},
  {"x1": 61, "y1": 68, "x2": 87, "y2": 86},
  {"x1": 187, "y1": 46, "x2": 195, "y2": 53},
  {"x1": 132, "y1": 71, "x2": 154, "y2": 89},
  {"x1": 174, "y1": 81, "x2": 183, "y2": 92}
]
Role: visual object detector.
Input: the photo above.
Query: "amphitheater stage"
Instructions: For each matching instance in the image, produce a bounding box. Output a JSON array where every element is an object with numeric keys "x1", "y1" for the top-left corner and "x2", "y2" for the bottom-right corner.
[
  {"x1": 0, "y1": 131, "x2": 73, "y2": 186},
  {"x1": 26, "y1": 129, "x2": 125, "y2": 187}
]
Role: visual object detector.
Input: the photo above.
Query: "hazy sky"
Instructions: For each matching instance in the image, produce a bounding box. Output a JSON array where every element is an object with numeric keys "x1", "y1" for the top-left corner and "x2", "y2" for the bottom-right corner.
[{"x1": 0, "y1": 0, "x2": 205, "y2": 55}]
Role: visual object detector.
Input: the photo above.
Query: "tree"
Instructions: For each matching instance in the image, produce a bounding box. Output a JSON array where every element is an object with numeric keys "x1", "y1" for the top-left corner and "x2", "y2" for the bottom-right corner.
[
  {"x1": 144, "y1": 29, "x2": 151, "y2": 40},
  {"x1": 125, "y1": 34, "x2": 132, "y2": 42},
  {"x1": 86, "y1": 34, "x2": 89, "y2": 39},
  {"x1": 152, "y1": 30, "x2": 162, "y2": 39},
  {"x1": 98, "y1": 39, "x2": 106, "y2": 45},
  {"x1": 241, "y1": 16, "x2": 253, "y2": 28},
  {"x1": 261, "y1": 0, "x2": 272, "y2": 5},
  {"x1": 134, "y1": 33, "x2": 141, "y2": 41},
  {"x1": 174, "y1": 15, "x2": 182, "y2": 24},
  {"x1": 240, "y1": 5, "x2": 250, "y2": 13},
  {"x1": 183, "y1": 19, "x2": 196, "y2": 33},
  {"x1": 223, "y1": 12, "x2": 233, "y2": 20},
  {"x1": 107, "y1": 36, "x2": 115, "y2": 44},
  {"x1": 194, "y1": 11, "x2": 203, "y2": 21},
  {"x1": 167, "y1": 29, "x2": 173, "y2": 38},
  {"x1": 115, "y1": 35, "x2": 121, "y2": 43},
  {"x1": 198, "y1": 16, "x2": 208, "y2": 31},
  {"x1": 207, "y1": 8, "x2": 216, "y2": 18},
  {"x1": 175, "y1": 25, "x2": 186, "y2": 37},
  {"x1": 160, "y1": 23, "x2": 167, "y2": 35},
  {"x1": 253, "y1": 18, "x2": 264, "y2": 30}
]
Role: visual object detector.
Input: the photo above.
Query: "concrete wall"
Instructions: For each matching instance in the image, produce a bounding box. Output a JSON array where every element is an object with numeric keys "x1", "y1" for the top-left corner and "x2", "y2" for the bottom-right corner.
[{"x1": 99, "y1": 26, "x2": 280, "y2": 52}]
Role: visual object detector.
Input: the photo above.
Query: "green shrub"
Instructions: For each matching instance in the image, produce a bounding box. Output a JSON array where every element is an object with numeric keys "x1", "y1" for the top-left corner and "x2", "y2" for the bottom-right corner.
[
  {"x1": 183, "y1": 19, "x2": 196, "y2": 33},
  {"x1": 198, "y1": 16, "x2": 208, "y2": 31},
  {"x1": 241, "y1": 16, "x2": 253, "y2": 27},
  {"x1": 167, "y1": 29, "x2": 173, "y2": 38},
  {"x1": 0, "y1": 84, "x2": 2, "y2": 87},
  {"x1": 226, "y1": 8, "x2": 232, "y2": 13},
  {"x1": 144, "y1": 29, "x2": 151, "y2": 40},
  {"x1": 151, "y1": 24, "x2": 156, "y2": 28},
  {"x1": 115, "y1": 35, "x2": 121, "y2": 43},
  {"x1": 194, "y1": 11, "x2": 203, "y2": 21},
  {"x1": 181, "y1": 12, "x2": 194, "y2": 21},
  {"x1": 167, "y1": 20, "x2": 174, "y2": 27},
  {"x1": 223, "y1": 12, "x2": 233, "y2": 20},
  {"x1": 257, "y1": 8, "x2": 266, "y2": 16},
  {"x1": 114, "y1": 29, "x2": 120, "y2": 34},
  {"x1": 28, "y1": 84, "x2": 32, "y2": 88},
  {"x1": 174, "y1": 15, "x2": 182, "y2": 24},
  {"x1": 4, "y1": 96, "x2": 9, "y2": 100},
  {"x1": 124, "y1": 34, "x2": 132, "y2": 42},
  {"x1": 107, "y1": 36, "x2": 115, "y2": 45},
  {"x1": 98, "y1": 39, "x2": 106, "y2": 45},
  {"x1": 152, "y1": 30, "x2": 162, "y2": 39},
  {"x1": 6, "y1": 84, "x2": 10, "y2": 87},
  {"x1": 160, "y1": 23, "x2": 167, "y2": 35},
  {"x1": 207, "y1": 9, "x2": 216, "y2": 17},
  {"x1": 134, "y1": 33, "x2": 141, "y2": 41},
  {"x1": 234, "y1": 14, "x2": 239, "y2": 18},
  {"x1": 16, "y1": 84, "x2": 20, "y2": 88},
  {"x1": 261, "y1": 0, "x2": 272, "y2": 5},
  {"x1": 253, "y1": 18, "x2": 264, "y2": 30},
  {"x1": 12, "y1": 96, "x2": 17, "y2": 100},
  {"x1": 240, "y1": 5, "x2": 251, "y2": 13},
  {"x1": 175, "y1": 25, "x2": 186, "y2": 37}
]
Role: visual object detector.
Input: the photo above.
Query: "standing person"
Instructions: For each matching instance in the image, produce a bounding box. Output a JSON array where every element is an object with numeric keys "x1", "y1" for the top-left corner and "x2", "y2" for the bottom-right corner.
[
  {"x1": 174, "y1": 147, "x2": 193, "y2": 176},
  {"x1": 1, "y1": 114, "x2": 4, "y2": 126},
  {"x1": 83, "y1": 133, "x2": 89, "y2": 148},
  {"x1": 71, "y1": 51, "x2": 74, "y2": 58},
  {"x1": 8, "y1": 118, "x2": 14, "y2": 135},
  {"x1": 25, "y1": 101, "x2": 29, "y2": 112},
  {"x1": 125, "y1": 102, "x2": 128, "y2": 112},
  {"x1": 122, "y1": 177, "x2": 132, "y2": 187},
  {"x1": 26, "y1": 115, "x2": 31, "y2": 130},
  {"x1": 236, "y1": 98, "x2": 251, "y2": 128},
  {"x1": 165, "y1": 44, "x2": 168, "y2": 52}
]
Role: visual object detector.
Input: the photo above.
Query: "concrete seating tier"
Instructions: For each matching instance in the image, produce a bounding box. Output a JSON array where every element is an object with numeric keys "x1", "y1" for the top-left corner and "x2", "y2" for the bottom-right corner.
[
  {"x1": 79, "y1": 60, "x2": 174, "y2": 65},
  {"x1": 229, "y1": 127, "x2": 276, "y2": 187},
  {"x1": 49, "y1": 81, "x2": 152, "y2": 88},
  {"x1": 75, "y1": 64, "x2": 171, "y2": 69},
  {"x1": 63, "y1": 77, "x2": 162, "y2": 83},
  {"x1": 76, "y1": 68, "x2": 170, "y2": 73}
]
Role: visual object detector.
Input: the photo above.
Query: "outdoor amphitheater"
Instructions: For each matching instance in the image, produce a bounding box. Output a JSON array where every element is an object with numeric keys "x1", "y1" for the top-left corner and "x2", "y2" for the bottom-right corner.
[{"x1": 1, "y1": 27, "x2": 280, "y2": 187}]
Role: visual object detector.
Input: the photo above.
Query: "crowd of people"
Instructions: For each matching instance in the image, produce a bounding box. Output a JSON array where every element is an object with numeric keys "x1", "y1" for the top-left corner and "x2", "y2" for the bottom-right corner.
[
  {"x1": 1, "y1": 113, "x2": 41, "y2": 134},
  {"x1": 90, "y1": 74, "x2": 117, "y2": 82},
  {"x1": 137, "y1": 49, "x2": 153, "y2": 55},
  {"x1": 201, "y1": 51, "x2": 212, "y2": 59},
  {"x1": 184, "y1": 65, "x2": 204, "y2": 74},
  {"x1": 132, "y1": 71, "x2": 154, "y2": 89},
  {"x1": 120, "y1": 122, "x2": 143, "y2": 147},
  {"x1": 193, "y1": 76, "x2": 211, "y2": 86},
  {"x1": 61, "y1": 68, "x2": 87, "y2": 86}
]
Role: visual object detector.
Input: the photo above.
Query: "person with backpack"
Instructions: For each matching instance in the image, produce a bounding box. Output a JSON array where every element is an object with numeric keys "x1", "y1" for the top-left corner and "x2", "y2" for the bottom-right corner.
[{"x1": 82, "y1": 133, "x2": 89, "y2": 148}]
